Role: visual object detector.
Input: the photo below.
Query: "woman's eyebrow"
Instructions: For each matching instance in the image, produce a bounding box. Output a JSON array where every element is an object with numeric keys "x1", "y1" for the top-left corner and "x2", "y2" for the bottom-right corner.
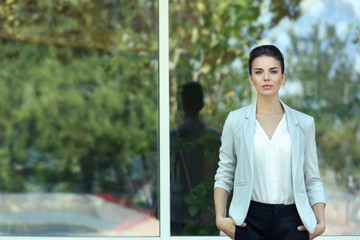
[
  {"x1": 270, "y1": 67, "x2": 280, "y2": 70},
  {"x1": 253, "y1": 67, "x2": 279, "y2": 70}
]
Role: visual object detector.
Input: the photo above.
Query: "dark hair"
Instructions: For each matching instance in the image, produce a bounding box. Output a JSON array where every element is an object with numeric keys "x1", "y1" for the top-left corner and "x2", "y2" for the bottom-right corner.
[
  {"x1": 181, "y1": 81, "x2": 204, "y2": 113},
  {"x1": 248, "y1": 45, "x2": 285, "y2": 75}
]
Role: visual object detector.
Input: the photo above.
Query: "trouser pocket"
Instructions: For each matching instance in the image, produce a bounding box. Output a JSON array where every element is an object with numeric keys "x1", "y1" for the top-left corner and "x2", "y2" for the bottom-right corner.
[{"x1": 235, "y1": 225, "x2": 248, "y2": 240}]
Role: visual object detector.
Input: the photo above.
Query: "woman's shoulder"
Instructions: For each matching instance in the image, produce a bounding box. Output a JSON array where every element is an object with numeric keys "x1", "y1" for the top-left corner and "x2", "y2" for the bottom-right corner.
[
  {"x1": 222, "y1": 103, "x2": 253, "y2": 128},
  {"x1": 284, "y1": 103, "x2": 314, "y2": 126},
  {"x1": 289, "y1": 107, "x2": 313, "y2": 119},
  {"x1": 229, "y1": 102, "x2": 254, "y2": 117}
]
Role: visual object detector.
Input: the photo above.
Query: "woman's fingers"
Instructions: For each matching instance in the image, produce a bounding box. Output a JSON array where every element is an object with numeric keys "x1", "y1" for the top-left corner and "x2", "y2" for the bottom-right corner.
[{"x1": 297, "y1": 225, "x2": 307, "y2": 231}]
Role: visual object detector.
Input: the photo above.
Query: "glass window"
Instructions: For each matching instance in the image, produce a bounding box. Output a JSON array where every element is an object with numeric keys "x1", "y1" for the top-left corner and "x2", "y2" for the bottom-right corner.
[
  {"x1": 169, "y1": 0, "x2": 304, "y2": 236},
  {"x1": 170, "y1": 0, "x2": 360, "y2": 237},
  {"x1": 271, "y1": 0, "x2": 360, "y2": 236},
  {"x1": 0, "y1": 0, "x2": 358, "y2": 239},
  {"x1": 0, "y1": 0, "x2": 159, "y2": 236}
]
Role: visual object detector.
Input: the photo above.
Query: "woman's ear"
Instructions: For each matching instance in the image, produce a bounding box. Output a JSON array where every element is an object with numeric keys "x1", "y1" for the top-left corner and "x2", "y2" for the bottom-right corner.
[
  {"x1": 248, "y1": 74, "x2": 254, "y2": 86},
  {"x1": 281, "y1": 73, "x2": 286, "y2": 85}
]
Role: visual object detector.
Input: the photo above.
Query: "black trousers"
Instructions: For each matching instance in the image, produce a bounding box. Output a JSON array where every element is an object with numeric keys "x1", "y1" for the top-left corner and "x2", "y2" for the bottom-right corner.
[{"x1": 235, "y1": 201, "x2": 309, "y2": 240}]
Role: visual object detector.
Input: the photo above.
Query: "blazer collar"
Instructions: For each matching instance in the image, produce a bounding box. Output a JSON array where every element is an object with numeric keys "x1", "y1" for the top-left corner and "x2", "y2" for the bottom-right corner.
[
  {"x1": 280, "y1": 99, "x2": 299, "y2": 127},
  {"x1": 280, "y1": 100, "x2": 302, "y2": 182},
  {"x1": 244, "y1": 101, "x2": 257, "y2": 120},
  {"x1": 244, "y1": 99, "x2": 297, "y2": 125},
  {"x1": 243, "y1": 101, "x2": 257, "y2": 176}
]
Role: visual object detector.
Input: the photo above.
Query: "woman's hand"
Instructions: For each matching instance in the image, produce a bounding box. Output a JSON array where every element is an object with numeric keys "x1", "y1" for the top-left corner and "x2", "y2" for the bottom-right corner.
[
  {"x1": 298, "y1": 202, "x2": 325, "y2": 240},
  {"x1": 298, "y1": 223, "x2": 325, "y2": 240},
  {"x1": 216, "y1": 217, "x2": 246, "y2": 240}
]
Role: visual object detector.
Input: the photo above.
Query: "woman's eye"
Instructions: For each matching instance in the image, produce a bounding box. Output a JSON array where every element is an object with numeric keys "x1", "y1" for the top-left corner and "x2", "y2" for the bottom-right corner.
[
  {"x1": 271, "y1": 70, "x2": 278, "y2": 74},
  {"x1": 255, "y1": 71, "x2": 262, "y2": 74}
]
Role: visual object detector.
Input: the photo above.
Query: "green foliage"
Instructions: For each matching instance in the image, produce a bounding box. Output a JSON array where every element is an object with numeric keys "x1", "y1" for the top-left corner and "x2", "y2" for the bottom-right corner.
[
  {"x1": 0, "y1": 39, "x2": 158, "y2": 194},
  {"x1": 0, "y1": 0, "x2": 158, "y2": 51},
  {"x1": 182, "y1": 179, "x2": 218, "y2": 235},
  {"x1": 0, "y1": 1, "x2": 158, "y2": 209},
  {"x1": 283, "y1": 24, "x2": 360, "y2": 184}
]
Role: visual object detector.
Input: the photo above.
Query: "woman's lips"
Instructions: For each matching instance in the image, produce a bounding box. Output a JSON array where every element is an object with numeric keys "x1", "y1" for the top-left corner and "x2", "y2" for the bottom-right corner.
[{"x1": 262, "y1": 85, "x2": 273, "y2": 89}]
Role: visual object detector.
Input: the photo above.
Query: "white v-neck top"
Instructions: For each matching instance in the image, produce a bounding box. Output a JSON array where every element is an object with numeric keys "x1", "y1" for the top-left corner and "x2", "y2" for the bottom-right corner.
[{"x1": 252, "y1": 114, "x2": 295, "y2": 205}]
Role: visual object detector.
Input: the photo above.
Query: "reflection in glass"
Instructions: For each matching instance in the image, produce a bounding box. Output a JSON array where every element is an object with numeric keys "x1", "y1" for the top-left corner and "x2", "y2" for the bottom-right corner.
[
  {"x1": 170, "y1": 0, "x2": 360, "y2": 236},
  {"x1": 169, "y1": 0, "x2": 309, "y2": 236},
  {"x1": 170, "y1": 82, "x2": 220, "y2": 235},
  {"x1": 0, "y1": 0, "x2": 158, "y2": 236},
  {"x1": 267, "y1": 0, "x2": 360, "y2": 235}
]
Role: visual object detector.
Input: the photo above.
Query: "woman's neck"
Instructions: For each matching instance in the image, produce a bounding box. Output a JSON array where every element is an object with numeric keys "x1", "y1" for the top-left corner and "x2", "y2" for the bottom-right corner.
[{"x1": 256, "y1": 96, "x2": 284, "y2": 115}]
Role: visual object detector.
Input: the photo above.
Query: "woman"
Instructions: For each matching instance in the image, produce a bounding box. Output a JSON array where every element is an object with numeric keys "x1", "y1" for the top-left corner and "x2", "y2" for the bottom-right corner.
[{"x1": 214, "y1": 45, "x2": 325, "y2": 240}]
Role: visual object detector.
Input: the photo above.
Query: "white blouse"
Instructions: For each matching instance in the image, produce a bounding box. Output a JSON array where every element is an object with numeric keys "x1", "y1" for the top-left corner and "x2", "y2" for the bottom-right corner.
[{"x1": 251, "y1": 114, "x2": 295, "y2": 205}]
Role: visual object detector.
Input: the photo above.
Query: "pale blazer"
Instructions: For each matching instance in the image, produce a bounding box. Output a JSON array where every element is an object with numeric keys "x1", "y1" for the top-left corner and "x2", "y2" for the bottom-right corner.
[{"x1": 214, "y1": 100, "x2": 325, "y2": 234}]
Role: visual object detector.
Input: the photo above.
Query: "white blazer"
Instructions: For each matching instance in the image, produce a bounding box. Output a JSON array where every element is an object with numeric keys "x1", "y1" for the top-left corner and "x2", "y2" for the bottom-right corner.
[{"x1": 214, "y1": 100, "x2": 325, "y2": 234}]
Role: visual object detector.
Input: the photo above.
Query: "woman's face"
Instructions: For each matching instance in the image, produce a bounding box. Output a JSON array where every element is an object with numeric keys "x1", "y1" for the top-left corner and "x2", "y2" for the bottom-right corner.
[{"x1": 248, "y1": 56, "x2": 286, "y2": 98}]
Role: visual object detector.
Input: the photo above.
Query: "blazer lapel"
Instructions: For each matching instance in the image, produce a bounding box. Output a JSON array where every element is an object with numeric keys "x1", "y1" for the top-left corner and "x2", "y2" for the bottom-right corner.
[
  {"x1": 281, "y1": 101, "x2": 301, "y2": 182},
  {"x1": 244, "y1": 101, "x2": 257, "y2": 177}
]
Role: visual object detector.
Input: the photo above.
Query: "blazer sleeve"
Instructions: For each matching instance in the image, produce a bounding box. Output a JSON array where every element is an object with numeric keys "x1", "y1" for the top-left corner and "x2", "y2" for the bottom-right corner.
[
  {"x1": 304, "y1": 118, "x2": 326, "y2": 206},
  {"x1": 214, "y1": 111, "x2": 237, "y2": 193}
]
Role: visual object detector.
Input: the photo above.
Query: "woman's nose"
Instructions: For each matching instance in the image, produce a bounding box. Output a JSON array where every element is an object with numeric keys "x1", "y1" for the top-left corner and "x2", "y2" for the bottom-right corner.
[{"x1": 264, "y1": 72, "x2": 270, "y2": 81}]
